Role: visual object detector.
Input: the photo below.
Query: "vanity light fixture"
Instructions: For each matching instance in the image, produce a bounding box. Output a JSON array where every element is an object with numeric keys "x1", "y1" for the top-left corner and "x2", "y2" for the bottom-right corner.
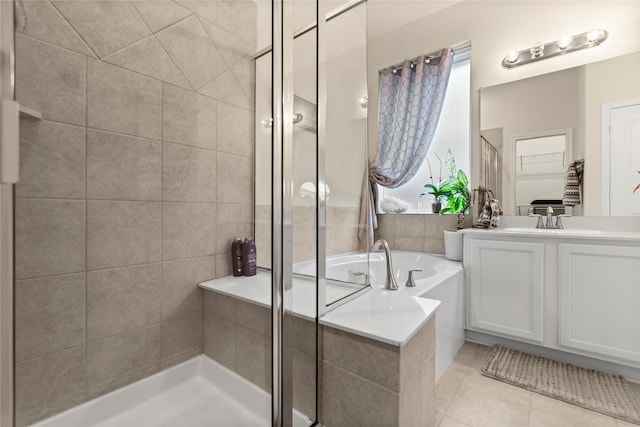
[{"x1": 502, "y1": 29, "x2": 608, "y2": 69}]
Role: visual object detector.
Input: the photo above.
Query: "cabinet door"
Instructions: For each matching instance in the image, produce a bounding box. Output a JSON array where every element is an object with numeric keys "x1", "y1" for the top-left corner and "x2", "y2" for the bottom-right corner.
[
  {"x1": 468, "y1": 239, "x2": 544, "y2": 342},
  {"x1": 558, "y1": 243, "x2": 640, "y2": 364}
]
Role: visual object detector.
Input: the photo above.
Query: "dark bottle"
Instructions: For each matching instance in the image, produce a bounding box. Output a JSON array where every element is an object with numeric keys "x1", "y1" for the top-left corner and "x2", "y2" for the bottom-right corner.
[
  {"x1": 231, "y1": 238, "x2": 244, "y2": 277},
  {"x1": 242, "y1": 237, "x2": 257, "y2": 277}
]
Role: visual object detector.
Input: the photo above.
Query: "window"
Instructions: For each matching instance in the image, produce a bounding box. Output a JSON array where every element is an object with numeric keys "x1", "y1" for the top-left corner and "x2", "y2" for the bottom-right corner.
[{"x1": 378, "y1": 56, "x2": 470, "y2": 213}]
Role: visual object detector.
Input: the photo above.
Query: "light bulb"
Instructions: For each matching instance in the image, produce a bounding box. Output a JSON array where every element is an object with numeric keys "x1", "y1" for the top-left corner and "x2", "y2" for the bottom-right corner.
[
  {"x1": 506, "y1": 51, "x2": 519, "y2": 63},
  {"x1": 586, "y1": 29, "x2": 604, "y2": 42},
  {"x1": 557, "y1": 35, "x2": 572, "y2": 50}
]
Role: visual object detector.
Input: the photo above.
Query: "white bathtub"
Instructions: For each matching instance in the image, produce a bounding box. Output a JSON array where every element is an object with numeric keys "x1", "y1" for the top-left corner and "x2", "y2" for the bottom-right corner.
[{"x1": 316, "y1": 251, "x2": 465, "y2": 381}]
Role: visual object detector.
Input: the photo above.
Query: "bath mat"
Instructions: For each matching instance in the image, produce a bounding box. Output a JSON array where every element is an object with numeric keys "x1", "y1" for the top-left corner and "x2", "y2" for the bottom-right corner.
[{"x1": 480, "y1": 345, "x2": 640, "y2": 425}]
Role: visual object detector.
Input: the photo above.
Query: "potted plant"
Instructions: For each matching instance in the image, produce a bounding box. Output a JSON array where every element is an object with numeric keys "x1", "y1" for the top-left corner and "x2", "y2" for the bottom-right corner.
[
  {"x1": 439, "y1": 150, "x2": 471, "y2": 261},
  {"x1": 420, "y1": 183, "x2": 447, "y2": 213}
]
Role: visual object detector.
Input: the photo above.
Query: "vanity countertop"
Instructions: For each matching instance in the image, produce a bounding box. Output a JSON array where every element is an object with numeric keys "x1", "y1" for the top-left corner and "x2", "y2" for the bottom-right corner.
[{"x1": 460, "y1": 227, "x2": 640, "y2": 242}]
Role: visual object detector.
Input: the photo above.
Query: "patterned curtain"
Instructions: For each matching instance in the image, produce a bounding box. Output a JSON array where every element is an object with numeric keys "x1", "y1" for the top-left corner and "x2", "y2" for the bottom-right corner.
[{"x1": 358, "y1": 48, "x2": 454, "y2": 245}]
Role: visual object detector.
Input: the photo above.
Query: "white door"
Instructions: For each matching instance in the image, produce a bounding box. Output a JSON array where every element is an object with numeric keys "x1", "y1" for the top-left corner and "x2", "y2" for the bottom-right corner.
[{"x1": 607, "y1": 103, "x2": 640, "y2": 216}]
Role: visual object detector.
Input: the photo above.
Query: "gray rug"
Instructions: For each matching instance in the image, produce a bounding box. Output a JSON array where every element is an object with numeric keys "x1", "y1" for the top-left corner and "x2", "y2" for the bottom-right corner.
[{"x1": 481, "y1": 346, "x2": 640, "y2": 425}]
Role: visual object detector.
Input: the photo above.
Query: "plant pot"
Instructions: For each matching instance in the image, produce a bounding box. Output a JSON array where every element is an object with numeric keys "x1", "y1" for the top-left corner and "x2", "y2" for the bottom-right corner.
[
  {"x1": 432, "y1": 201, "x2": 442, "y2": 214},
  {"x1": 443, "y1": 230, "x2": 463, "y2": 261}
]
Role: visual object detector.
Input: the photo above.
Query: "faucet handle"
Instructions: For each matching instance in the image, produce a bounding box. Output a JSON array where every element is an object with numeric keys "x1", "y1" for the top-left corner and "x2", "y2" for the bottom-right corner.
[
  {"x1": 405, "y1": 268, "x2": 423, "y2": 287},
  {"x1": 555, "y1": 214, "x2": 571, "y2": 229},
  {"x1": 528, "y1": 213, "x2": 544, "y2": 229}
]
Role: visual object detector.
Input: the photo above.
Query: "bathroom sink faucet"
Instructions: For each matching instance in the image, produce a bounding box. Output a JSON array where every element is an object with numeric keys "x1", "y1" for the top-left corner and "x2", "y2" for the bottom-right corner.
[
  {"x1": 528, "y1": 206, "x2": 570, "y2": 229},
  {"x1": 372, "y1": 239, "x2": 399, "y2": 290}
]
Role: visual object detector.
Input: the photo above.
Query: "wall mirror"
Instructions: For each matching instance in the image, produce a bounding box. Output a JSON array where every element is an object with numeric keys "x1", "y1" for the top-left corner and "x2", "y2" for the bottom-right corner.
[{"x1": 481, "y1": 51, "x2": 640, "y2": 216}]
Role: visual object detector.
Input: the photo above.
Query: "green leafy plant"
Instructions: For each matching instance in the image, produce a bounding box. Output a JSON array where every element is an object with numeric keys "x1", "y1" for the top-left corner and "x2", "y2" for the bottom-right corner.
[
  {"x1": 439, "y1": 150, "x2": 471, "y2": 215},
  {"x1": 420, "y1": 183, "x2": 447, "y2": 200}
]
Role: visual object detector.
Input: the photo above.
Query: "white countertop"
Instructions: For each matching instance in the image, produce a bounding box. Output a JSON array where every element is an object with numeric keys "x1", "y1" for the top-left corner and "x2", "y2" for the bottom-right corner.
[
  {"x1": 319, "y1": 291, "x2": 441, "y2": 346},
  {"x1": 460, "y1": 227, "x2": 640, "y2": 242}
]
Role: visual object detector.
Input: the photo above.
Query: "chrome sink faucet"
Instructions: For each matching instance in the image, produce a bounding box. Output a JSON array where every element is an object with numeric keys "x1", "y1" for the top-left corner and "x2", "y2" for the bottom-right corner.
[
  {"x1": 528, "y1": 206, "x2": 571, "y2": 229},
  {"x1": 372, "y1": 239, "x2": 399, "y2": 290}
]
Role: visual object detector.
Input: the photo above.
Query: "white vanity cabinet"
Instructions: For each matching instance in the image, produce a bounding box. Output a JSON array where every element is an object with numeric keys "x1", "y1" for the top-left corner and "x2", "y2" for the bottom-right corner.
[
  {"x1": 466, "y1": 238, "x2": 544, "y2": 343},
  {"x1": 558, "y1": 243, "x2": 640, "y2": 363}
]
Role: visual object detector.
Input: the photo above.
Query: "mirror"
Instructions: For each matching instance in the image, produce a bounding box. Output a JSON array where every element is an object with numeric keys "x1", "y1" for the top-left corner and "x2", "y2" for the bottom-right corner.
[{"x1": 481, "y1": 51, "x2": 640, "y2": 216}]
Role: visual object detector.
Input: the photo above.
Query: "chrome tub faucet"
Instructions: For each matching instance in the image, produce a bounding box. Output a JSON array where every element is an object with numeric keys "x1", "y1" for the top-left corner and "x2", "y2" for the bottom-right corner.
[{"x1": 372, "y1": 239, "x2": 399, "y2": 290}]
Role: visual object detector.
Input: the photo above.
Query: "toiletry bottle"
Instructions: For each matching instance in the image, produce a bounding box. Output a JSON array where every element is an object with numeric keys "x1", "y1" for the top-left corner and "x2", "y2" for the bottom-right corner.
[
  {"x1": 242, "y1": 237, "x2": 257, "y2": 277},
  {"x1": 231, "y1": 238, "x2": 244, "y2": 277}
]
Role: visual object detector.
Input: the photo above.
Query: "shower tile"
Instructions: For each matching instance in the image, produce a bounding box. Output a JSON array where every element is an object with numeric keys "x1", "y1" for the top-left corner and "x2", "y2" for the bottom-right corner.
[
  {"x1": 17, "y1": 120, "x2": 85, "y2": 199},
  {"x1": 215, "y1": 0, "x2": 257, "y2": 46},
  {"x1": 235, "y1": 325, "x2": 269, "y2": 390},
  {"x1": 293, "y1": 316, "x2": 316, "y2": 355},
  {"x1": 230, "y1": 57, "x2": 253, "y2": 101},
  {"x1": 217, "y1": 153, "x2": 253, "y2": 204},
  {"x1": 162, "y1": 143, "x2": 217, "y2": 202},
  {"x1": 162, "y1": 84, "x2": 217, "y2": 150},
  {"x1": 323, "y1": 327, "x2": 400, "y2": 392},
  {"x1": 203, "y1": 290, "x2": 237, "y2": 322},
  {"x1": 424, "y1": 237, "x2": 445, "y2": 254},
  {"x1": 236, "y1": 300, "x2": 270, "y2": 336},
  {"x1": 215, "y1": 254, "x2": 232, "y2": 278},
  {"x1": 86, "y1": 264, "x2": 162, "y2": 341},
  {"x1": 161, "y1": 309, "x2": 203, "y2": 366},
  {"x1": 131, "y1": 1, "x2": 193, "y2": 33},
  {"x1": 215, "y1": 203, "x2": 252, "y2": 255},
  {"x1": 198, "y1": 70, "x2": 250, "y2": 110},
  {"x1": 16, "y1": 35, "x2": 86, "y2": 126},
  {"x1": 15, "y1": 198, "x2": 85, "y2": 280},
  {"x1": 87, "y1": 324, "x2": 162, "y2": 398},
  {"x1": 217, "y1": 102, "x2": 252, "y2": 156},
  {"x1": 103, "y1": 36, "x2": 190, "y2": 89},
  {"x1": 15, "y1": 273, "x2": 86, "y2": 362},
  {"x1": 176, "y1": 1, "x2": 217, "y2": 22},
  {"x1": 293, "y1": 349, "x2": 316, "y2": 418},
  {"x1": 87, "y1": 200, "x2": 161, "y2": 270},
  {"x1": 18, "y1": 0, "x2": 94, "y2": 57},
  {"x1": 15, "y1": 345, "x2": 86, "y2": 427},
  {"x1": 156, "y1": 15, "x2": 226, "y2": 90},
  {"x1": 203, "y1": 312, "x2": 236, "y2": 370},
  {"x1": 162, "y1": 256, "x2": 214, "y2": 319},
  {"x1": 87, "y1": 60, "x2": 162, "y2": 140},
  {"x1": 87, "y1": 130, "x2": 162, "y2": 201},
  {"x1": 53, "y1": 0, "x2": 150, "y2": 58},
  {"x1": 162, "y1": 202, "x2": 216, "y2": 261},
  {"x1": 201, "y1": 19, "x2": 252, "y2": 67},
  {"x1": 395, "y1": 236, "x2": 426, "y2": 252}
]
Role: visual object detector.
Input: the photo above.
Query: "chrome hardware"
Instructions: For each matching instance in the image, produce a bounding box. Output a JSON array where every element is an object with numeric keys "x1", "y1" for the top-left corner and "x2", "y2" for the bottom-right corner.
[
  {"x1": 528, "y1": 211, "x2": 544, "y2": 229},
  {"x1": 546, "y1": 206, "x2": 554, "y2": 228},
  {"x1": 405, "y1": 268, "x2": 423, "y2": 287},
  {"x1": 262, "y1": 113, "x2": 303, "y2": 128},
  {"x1": 372, "y1": 239, "x2": 399, "y2": 290},
  {"x1": 555, "y1": 214, "x2": 572, "y2": 229}
]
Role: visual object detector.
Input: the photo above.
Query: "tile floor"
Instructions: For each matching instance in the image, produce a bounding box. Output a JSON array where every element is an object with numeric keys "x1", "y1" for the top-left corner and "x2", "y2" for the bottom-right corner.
[{"x1": 435, "y1": 342, "x2": 640, "y2": 427}]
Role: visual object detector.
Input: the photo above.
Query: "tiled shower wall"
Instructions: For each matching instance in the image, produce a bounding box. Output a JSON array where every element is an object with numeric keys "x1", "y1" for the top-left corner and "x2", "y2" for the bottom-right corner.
[
  {"x1": 13, "y1": 1, "x2": 256, "y2": 425},
  {"x1": 375, "y1": 214, "x2": 459, "y2": 253}
]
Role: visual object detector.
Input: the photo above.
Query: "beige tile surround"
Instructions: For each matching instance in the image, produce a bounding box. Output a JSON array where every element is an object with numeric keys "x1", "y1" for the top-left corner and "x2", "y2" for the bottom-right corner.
[
  {"x1": 13, "y1": 1, "x2": 256, "y2": 425},
  {"x1": 375, "y1": 213, "x2": 460, "y2": 254}
]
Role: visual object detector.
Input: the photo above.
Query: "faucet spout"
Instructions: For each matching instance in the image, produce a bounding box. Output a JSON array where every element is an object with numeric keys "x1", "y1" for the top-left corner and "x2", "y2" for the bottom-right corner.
[
  {"x1": 546, "y1": 206, "x2": 554, "y2": 228},
  {"x1": 372, "y1": 239, "x2": 399, "y2": 290}
]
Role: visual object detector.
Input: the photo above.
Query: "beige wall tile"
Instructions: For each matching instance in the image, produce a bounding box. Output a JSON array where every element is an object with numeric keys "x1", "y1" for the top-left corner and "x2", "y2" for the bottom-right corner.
[
  {"x1": 394, "y1": 214, "x2": 425, "y2": 237},
  {"x1": 18, "y1": 1, "x2": 94, "y2": 57},
  {"x1": 53, "y1": 0, "x2": 151, "y2": 58},
  {"x1": 198, "y1": 70, "x2": 250, "y2": 110},
  {"x1": 162, "y1": 257, "x2": 213, "y2": 319},
  {"x1": 162, "y1": 202, "x2": 216, "y2": 260},
  {"x1": 236, "y1": 300, "x2": 270, "y2": 336},
  {"x1": 87, "y1": 130, "x2": 162, "y2": 201},
  {"x1": 87, "y1": 60, "x2": 162, "y2": 139},
  {"x1": 293, "y1": 349, "x2": 316, "y2": 418},
  {"x1": 395, "y1": 236, "x2": 426, "y2": 252},
  {"x1": 204, "y1": 291, "x2": 236, "y2": 321},
  {"x1": 203, "y1": 312, "x2": 236, "y2": 370},
  {"x1": 15, "y1": 346, "x2": 86, "y2": 427},
  {"x1": 176, "y1": 1, "x2": 217, "y2": 22},
  {"x1": 230, "y1": 57, "x2": 252, "y2": 101},
  {"x1": 217, "y1": 153, "x2": 253, "y2": 204},
  {"x1": 16, "y1": 198, "x2": 85, "y2": 279},
  {"x1": 17, "y1": 120, "x2": 85, "y2": 199},
  {"x1": 424, "y1": 238, "x2": 445, "y2": 254},
  {"x1": 163, "y1": 84, "x2": 217, "y2": 148},
  {"x1": 156, "y1": 15, "x2": 226, "y2": 89},
  {"x1": 201, "y1": 20, "x2": 252, "y2": 67},
  {"x1": 323, "y1": 326, "x2": 400, "y2": 392},
  {"x1": 215, "y1": 203, "x2": 253, "y2": 255},
  {"x1": 236, "y1": 325, "x2": 269, "y2": 390},
  {"x1": 87, "y1": 264, "x2": 162, "y2": 341},
  {"x1": 131, "y1": 1, "x2": 193, "y2": 33},
  {"x1": 87, "y1": 200, "x2": 161, "y2": 270},
  {"x1": 103, "y1": 36, "x2": 190, "y2": 89},
  {"x1": 87, "y1": 324, "x2": 161, "y2": 398},
  {"x1": 216, "y1": 102, "x2": 252, "y2": 157},
  {"x1": 16, "y1": 34, "x2": 86, "y2": 126},
  {"x1": 15, "y1": 273, "x2": 85, "y2": 361},
  {"x1": 293, "y1": 316, "x2": 316, "y2": 355},
  {"x1": 162, "y1": 143, "x2": 217, "y2": 202},
  {"x1": 215, "y1": 254, "x2": 232, "y2": 278},
  {"x1": 161, "y1": 310, "x2": 203, "y2": 366},
  {"x1": 215, "y1": 0, "x2": 257, "y2": 46}
]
